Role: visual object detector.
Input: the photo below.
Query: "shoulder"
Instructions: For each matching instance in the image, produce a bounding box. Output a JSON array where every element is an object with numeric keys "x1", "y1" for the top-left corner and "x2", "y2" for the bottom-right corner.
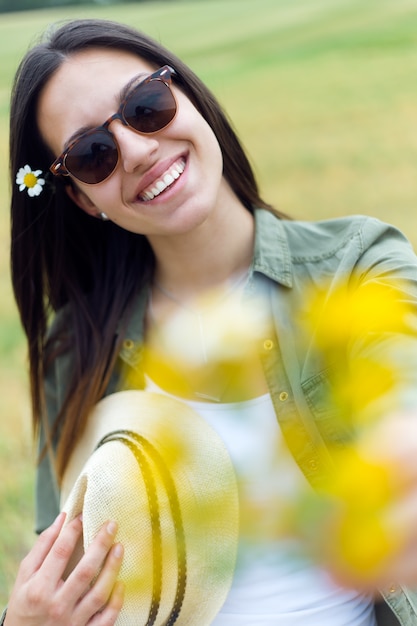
[
  {"x1": 254, "y1": 209, "x2": 417, "y2": 287},
  {"x1": 280, "y1": 214, "x2": 413, "y2": 260}
]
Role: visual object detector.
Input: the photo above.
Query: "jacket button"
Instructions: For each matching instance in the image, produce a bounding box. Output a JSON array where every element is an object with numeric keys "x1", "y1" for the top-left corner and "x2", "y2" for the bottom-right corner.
[
  {"x1": 308, "y1": 459, "x2": 318, "y2": 471},
  {"x1": 123, "y1": 339, "x2": 134, "y2": 350},
  {"x1": 263, "y1": 339, "x2": 274, "y2": 350},
  {"x1": 389, "y1": 584, "x2": 397, "y2": 594},
  {"x1": 279, "y1": 391, "x2": 288, "y2": 402}
]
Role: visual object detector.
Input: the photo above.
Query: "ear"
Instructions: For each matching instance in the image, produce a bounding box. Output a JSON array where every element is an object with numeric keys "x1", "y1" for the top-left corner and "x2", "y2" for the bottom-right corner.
[{"x1": 66, "y1": 184, "x2": 100, "y2": 217}]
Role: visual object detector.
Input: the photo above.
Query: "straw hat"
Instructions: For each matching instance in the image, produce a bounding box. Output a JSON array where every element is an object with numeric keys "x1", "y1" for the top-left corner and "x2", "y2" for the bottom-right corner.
[{"x1": 60, "y1": 390, "x2": 239, "y2": 626}]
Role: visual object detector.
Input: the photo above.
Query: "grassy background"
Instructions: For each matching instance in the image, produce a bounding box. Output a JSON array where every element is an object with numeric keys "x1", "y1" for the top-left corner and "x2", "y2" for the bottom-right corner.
[{"x1": 1, "y1": 0, "x2": 417, "y2": 603}]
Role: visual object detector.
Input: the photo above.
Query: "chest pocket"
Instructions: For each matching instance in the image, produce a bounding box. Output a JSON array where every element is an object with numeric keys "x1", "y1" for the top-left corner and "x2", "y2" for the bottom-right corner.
[{"x1": 301, "y1": 366, "x2": 354, "y2": 450}]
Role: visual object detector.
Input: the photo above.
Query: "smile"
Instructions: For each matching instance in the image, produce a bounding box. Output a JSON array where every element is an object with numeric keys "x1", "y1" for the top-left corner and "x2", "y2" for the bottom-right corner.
[{"x1": 139, "y1": 158, "x2": 186, "y2": 201}]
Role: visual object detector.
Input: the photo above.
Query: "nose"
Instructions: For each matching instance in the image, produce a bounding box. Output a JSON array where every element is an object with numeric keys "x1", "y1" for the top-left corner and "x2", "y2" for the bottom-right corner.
[{"x1": 109, "y1": 120, "x2": 159, "y2": 173}]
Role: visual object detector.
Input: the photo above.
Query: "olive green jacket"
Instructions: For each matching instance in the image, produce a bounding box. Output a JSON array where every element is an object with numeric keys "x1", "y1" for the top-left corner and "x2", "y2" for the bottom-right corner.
[{"x1": 37, "y1": 209, "x2": 417, "y2": 625}]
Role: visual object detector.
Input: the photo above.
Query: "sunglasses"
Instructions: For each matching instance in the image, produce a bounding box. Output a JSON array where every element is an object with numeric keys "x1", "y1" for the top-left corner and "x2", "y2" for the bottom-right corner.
[{"x1": 50, "y1": 65, "x2": 177, "y2": 185}]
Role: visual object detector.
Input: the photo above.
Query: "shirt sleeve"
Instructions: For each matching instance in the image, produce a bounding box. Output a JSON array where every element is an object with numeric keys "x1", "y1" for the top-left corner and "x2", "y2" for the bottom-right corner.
[
  {"x1": 34, "y1": 312, "x2": 77, "y2": 534},
  {"x1": 349, "y1": 218, "x2": 417, "y2": 418},
  {"x1": 34, "y1": 354, "x2": 62, "y2": 534}
]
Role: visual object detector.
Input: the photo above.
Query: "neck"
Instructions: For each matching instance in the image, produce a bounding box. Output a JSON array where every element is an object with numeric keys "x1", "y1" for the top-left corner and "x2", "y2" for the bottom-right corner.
[{"x1": 148, "y1": 199, "x2": 255, "y2": 300}]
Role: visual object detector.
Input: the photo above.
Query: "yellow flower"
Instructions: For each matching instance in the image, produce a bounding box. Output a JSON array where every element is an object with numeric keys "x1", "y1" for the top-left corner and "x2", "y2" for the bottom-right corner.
[
  {"x1": 287, "y1": 446, "x2": 403, "y2": 584},
  {"x1": 16, "y1": 164, "x2": 45, "y2": 197},
  {"x1": 280, "y1": 280, "x2": 413, "y2": 581},
  {"x1": 321, "y1": 449, "x2": 402, "y2": 582},
  {"x1": 133, "y1": 288, "x2": 271, "y2": 400},
  {"x1": 330, "y1": 356, "x2": 396, "y2": 425},
  {"x1": 306, "y1": 281, "x2": 412, "y2": 352},
  {"x1": 323, "y1": 448, "x2": 392, "y2": 508},
  {"x1": 300, "y1": 280, "x2": 414, "y2": 426}
]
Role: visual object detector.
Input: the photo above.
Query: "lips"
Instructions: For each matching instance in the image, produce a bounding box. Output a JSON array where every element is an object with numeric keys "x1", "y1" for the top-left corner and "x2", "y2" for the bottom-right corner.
[{"x1": 138, "y1": 157, "x2": 186, "y2": 201}]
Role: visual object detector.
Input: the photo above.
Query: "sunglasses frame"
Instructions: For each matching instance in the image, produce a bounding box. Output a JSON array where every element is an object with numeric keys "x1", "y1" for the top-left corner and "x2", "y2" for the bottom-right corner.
[{"x1": 49, "y1": 64, "x2": 178, "y2": 185}]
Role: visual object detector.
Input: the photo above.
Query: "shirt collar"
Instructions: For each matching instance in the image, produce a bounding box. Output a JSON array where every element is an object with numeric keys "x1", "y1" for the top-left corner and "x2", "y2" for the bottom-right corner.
[{"x1": 252, "y1": 209, "x2": 293, "y2": 288}]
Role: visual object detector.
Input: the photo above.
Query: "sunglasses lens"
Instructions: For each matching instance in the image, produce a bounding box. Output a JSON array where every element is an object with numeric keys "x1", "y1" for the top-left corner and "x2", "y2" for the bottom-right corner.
[
  {"x1": 65, "y1": 131, "x2": 118, "y2": 184},
  {"x1": 124, "y1": 79, "x2": 177, "y2": 133}
]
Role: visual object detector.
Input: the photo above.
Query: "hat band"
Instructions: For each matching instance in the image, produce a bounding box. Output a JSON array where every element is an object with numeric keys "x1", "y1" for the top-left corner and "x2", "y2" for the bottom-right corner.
[{"x1": 97, "y1": 430, "x2": 187, "y2": 625}]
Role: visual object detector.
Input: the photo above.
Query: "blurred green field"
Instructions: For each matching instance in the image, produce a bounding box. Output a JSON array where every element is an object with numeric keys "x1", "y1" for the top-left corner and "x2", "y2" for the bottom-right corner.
[{"x1": 1, "y1": 0, "x2": 417, "y2": 604}]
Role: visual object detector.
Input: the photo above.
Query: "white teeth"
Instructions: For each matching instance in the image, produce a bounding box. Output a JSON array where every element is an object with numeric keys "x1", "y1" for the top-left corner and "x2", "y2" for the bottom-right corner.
[{"x1": 139, "y1": 158, "x2": 186, "y2": 201}]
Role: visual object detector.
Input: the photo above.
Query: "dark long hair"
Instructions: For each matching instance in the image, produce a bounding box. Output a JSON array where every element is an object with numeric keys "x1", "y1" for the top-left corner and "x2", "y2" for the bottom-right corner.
[{"x1": 10, "y1": 18, "x2": 281, "y2": 480}]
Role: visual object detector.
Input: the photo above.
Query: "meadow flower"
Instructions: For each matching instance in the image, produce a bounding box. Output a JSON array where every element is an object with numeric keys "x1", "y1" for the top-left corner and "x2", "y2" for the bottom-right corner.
[
  {"x1": 305, "y1": 281, "x2": 413, "y2": 352},
  {"x1": 300, "y1": 280, "x2": 415, "y2": 425},
  {"x1": 130, "y1": 278, "x2": 411, "y2": 584},
  {"x1": 135, "y1": 287, "x2": 272, "y2": 401},
  {"x1": 285, "y1": 279, "x2": 412, "y2": 582},
  {"x1": 16, "y1": 164, "x2": 45, "y2": 197}
]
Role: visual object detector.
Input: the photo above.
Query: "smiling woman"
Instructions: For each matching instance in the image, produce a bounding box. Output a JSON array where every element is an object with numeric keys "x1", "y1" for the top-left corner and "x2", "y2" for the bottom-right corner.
[{"x1": 5, "y1": 16, "x2": 417, "y2": 626}]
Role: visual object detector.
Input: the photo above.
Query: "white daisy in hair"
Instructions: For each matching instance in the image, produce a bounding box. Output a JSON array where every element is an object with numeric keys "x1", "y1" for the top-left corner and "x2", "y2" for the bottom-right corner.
[{"x1": 16, "y1": 164, "x2": 45, "y2": 197}]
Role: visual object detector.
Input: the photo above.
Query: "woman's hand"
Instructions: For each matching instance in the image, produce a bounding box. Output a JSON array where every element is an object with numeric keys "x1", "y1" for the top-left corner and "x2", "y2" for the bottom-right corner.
[
  {"x1": 320, "y1": 411, "x2": 417, "y2": 591},
  {"x1": 360, "y1": 411, "x2": 417, "y2": 587},
  {"x1": 4, "y1": 512, "x2": 124, "y2": 626}
]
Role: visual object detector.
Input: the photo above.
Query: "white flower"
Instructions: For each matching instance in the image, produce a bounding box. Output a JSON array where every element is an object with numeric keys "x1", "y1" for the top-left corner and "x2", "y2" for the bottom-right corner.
[{"x1": 16, "y1": 165, "x2": 45, "y2": 197}]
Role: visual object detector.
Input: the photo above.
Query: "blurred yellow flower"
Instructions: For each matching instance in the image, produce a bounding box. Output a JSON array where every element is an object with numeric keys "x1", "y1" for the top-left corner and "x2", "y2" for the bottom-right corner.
[
  {"x1": 323, "y1": 448, "x2": 392, "y2": 509},
  {"x1": 301, "y1": 279, "x2": 414, "y2": 427},
  {"x1": 286, "y1": 278, "x2": 414, "y2": 583},
  {"x1": 330, "y1": 356, "x2": 396, "y2": 424},
  {"x1": 306, "y1": 281, "x2": 412, "y2": 352},
  {"x1": 131, "y1": 287, "x2": 271, "y2": 401},
  {"x1": 123, "y1": 278, "x2": 413, "y2": 585},
  {"x1": 285, "y1": 446, "x2": 403, "y2": 584},
  {"x1": 321, "y1": 448, "x2": 402, "y2": 582}
]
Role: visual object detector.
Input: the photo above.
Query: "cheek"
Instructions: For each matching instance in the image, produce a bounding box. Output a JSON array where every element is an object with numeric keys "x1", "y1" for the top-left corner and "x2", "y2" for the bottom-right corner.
[
  {"x1": 204, "y1": 130, "x2": 224, "y2": 184},
  {"x1": 192, "y1": 117, "x2": 223, "y2": 173},
  {"x1": 175, "y1": 95, "x2": 223, "y2": 162},
  {"x1": 84, "y1": 177, "x2": 121, "y2": 209},
  {"x1": 197, "y1": 115, "x2": 223, "y2": 170}
]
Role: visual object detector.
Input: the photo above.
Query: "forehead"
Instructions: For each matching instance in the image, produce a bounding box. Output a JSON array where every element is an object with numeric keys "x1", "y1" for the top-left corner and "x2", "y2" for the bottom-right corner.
[{"x1": 37, "y1": 48, "x2": 156, "y2": 153}]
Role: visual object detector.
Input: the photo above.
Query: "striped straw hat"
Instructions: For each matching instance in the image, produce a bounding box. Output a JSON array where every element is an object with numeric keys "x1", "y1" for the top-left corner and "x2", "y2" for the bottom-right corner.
[{"x1": 60, "y1": 390, "x2": 239, "y2": 625}]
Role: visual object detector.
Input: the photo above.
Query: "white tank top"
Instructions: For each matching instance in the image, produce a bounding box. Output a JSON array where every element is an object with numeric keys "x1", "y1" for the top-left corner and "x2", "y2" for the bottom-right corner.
[{"x1": 145, "y1": 379, "x2": 377, "y2": 626}]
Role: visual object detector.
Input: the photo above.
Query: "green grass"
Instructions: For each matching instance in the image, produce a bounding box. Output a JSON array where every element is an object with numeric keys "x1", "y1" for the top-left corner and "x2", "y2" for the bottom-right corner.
[{"x1": 1, "y1": 0, "x2": 417, "y2": 603}]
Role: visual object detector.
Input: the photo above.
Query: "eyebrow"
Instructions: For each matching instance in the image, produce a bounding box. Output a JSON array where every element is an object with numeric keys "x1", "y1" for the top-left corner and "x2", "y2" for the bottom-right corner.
[
  {"x1": 63, "y1": 71, "x2": 149, "y2": 149},
  {"x1": 118, "y1": 71, "x2": 148, "y2": 104}
]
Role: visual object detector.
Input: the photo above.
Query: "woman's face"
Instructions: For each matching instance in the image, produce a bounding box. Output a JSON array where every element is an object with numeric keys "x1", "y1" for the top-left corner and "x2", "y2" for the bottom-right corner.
[{"x1": 37, "y1": 48, "x2": 226, "y2": 238}]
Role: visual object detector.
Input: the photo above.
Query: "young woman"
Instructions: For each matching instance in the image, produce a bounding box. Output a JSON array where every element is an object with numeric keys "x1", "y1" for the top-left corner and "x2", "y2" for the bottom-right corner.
[{"x1": 4, "y1": 18, "x2": 417, "y2": 626}]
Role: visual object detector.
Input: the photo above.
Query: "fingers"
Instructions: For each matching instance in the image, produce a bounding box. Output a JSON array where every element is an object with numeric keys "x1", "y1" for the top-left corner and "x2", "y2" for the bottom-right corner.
[
  {"x1": 39, "y1": 514, "x2": 85, "y2": 586},
  {"x1": 86, "y1": 581, "x2": 125, "y2": 626},
  {"x1": 62, "y1": 521, "x2": 122, "y2": 611},
  {"x1": 18, "y1": 512, "x2": 67, "y2": 580},
  {"x1": 361, "y1": 412, "x2": 417, "y2": 490},
  {"x1": 6, "y1": 517, "x2": 124, "y2": 626},
  {"x1": 76, "y1": 544, "x2": 125, "y2": 625},
  {"x1": 102, "y1": 580, "x2": 125, "y2": 624},
  {"x1": 107, "y1": 580, "x2": 125, "y2": 616}
]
